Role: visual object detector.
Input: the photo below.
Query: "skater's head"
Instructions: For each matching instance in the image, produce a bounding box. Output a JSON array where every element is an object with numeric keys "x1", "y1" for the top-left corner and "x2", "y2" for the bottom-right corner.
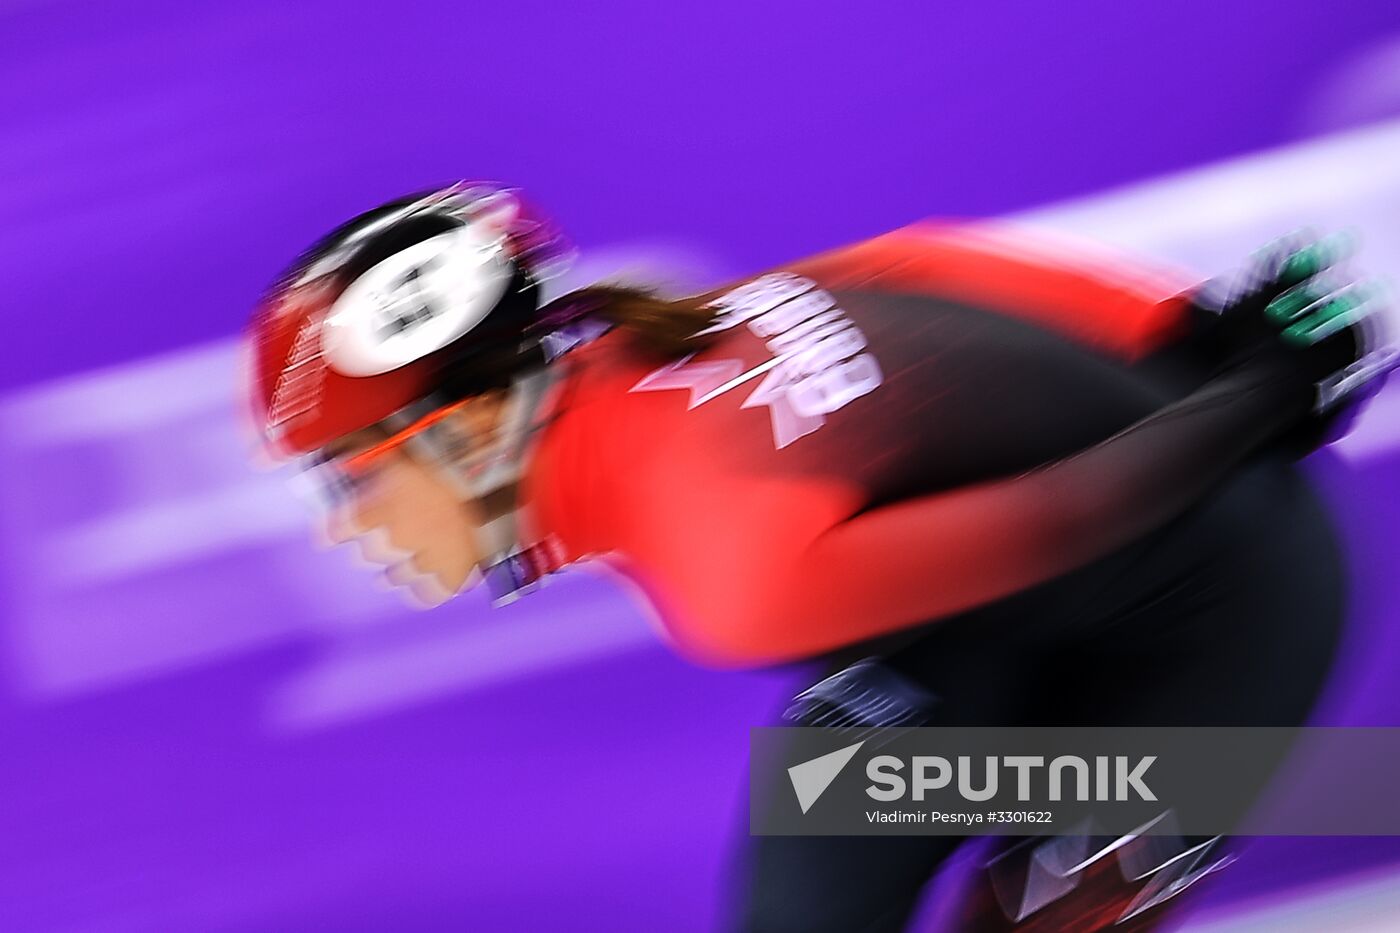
[
  {"x1": 244, "y1": 183, "x2": 718, "y2": 604},
  {"x1": 244, "y1": 183, "x2": 570, "y2": 602}
]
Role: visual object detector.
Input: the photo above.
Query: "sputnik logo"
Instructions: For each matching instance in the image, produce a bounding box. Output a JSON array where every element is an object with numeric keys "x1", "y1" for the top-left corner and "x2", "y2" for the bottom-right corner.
[{"x1": 788, "y1": 742, "x2": 865, "y2": 814}]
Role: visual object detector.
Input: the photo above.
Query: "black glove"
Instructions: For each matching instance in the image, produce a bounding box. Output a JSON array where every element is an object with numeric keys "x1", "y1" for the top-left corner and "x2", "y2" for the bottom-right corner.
[{"x1": 1185, "y1": 233, "x2": 1395, "y2": 453}]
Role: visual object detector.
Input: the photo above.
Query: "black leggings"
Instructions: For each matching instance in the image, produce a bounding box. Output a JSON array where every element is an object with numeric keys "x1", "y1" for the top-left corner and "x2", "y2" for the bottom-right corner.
[{"x1": 735, "y1": 455, "x2": 1347, "y2": 932}]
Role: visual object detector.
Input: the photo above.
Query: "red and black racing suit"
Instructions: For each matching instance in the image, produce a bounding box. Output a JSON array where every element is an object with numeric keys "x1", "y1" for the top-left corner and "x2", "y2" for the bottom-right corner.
[{"x1": 521, "y1": 223, "x2": 1345, "y2": 932}]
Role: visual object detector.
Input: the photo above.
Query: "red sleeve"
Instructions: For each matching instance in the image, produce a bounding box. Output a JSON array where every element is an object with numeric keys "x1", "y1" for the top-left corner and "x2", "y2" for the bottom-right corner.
[
  {"x1": 787, "y1": 221, "x2": 1195, "y2": 362},
  {"x1": 639, "y1": 361, "x2": 1309, "y2": 667}
]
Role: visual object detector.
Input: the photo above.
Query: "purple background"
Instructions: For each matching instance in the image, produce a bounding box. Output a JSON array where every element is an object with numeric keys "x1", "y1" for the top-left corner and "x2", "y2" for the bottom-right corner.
[{"x1": 4, "y1": 1, "x2": 1400, "y2": 930}]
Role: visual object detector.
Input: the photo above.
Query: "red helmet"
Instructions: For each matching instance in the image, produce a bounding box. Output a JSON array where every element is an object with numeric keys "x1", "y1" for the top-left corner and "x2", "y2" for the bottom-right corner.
[{"x1": 247, "y1": 183, "x2": 571, "y2": 460}]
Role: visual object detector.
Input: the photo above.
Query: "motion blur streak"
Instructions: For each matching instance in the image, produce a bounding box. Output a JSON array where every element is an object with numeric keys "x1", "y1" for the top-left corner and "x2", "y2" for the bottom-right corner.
[
  {"x1": 1188, "y1": 862, "x2": 1400, "y2": 931},
  {"x1": 5, "y1": 11, "x2": 1400, "y2": 923},
  {"x1": 4, "y1": 119, "x2": 1400, "y2": 722}
]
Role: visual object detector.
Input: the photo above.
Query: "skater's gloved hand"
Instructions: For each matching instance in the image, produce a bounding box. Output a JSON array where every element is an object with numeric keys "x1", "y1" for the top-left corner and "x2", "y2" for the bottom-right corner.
[
  {"x1": 1260, "y1": 280, "x2": 1398, "y2": 452},
  {"x1": 1185, "y1": 233, "x2": 1348, "y2": 367},
  {"x1": 1186, "y1": 233, "x2": 1398, "y2": 453}
]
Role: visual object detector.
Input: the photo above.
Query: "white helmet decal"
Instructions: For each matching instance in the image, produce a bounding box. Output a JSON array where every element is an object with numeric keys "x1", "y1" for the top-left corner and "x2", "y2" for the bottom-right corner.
[{"x1": 321, "y1": 222, "x2": 514, "y2": 376}]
